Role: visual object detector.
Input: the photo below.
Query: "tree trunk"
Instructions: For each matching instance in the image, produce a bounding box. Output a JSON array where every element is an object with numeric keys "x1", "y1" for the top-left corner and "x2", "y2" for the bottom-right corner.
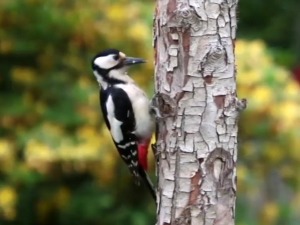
[{"x1": 153, "y1": 0, "x2": 244, "y2": 225}]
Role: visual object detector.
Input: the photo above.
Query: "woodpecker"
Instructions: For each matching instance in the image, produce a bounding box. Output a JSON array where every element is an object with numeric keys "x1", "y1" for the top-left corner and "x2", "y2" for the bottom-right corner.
[{"x1": 91, "y1": 49, "x2": 156, "y2": 200}]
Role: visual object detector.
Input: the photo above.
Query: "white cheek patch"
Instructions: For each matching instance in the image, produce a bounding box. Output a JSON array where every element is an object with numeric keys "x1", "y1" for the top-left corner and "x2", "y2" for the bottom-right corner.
[
  {"x1": 106, "y1": 95, "x2": 123, "y2": 143},
  {"x1": 94, "y1": 54, "x2": 118, "y2": 69}
]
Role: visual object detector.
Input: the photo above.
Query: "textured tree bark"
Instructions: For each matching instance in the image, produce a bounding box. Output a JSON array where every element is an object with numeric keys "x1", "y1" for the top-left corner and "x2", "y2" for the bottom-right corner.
[{"x1": 153, "y1": 0, "x2": 244, "y2": 225}]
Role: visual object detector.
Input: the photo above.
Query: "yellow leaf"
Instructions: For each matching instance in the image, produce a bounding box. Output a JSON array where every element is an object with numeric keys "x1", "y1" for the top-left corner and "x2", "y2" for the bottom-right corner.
[
  {"x1": 11, "y1": 67, "x2": 37, "y2": 85},
  {"x1": 0, "y1": 139, "x2": 15, "y2": 171},
  {"x1": 106, "y1": 5, "x2": 125, "y2": 22},
  {"x1": 127, "y1": 22, "x2": 150, "y2": 42},
  {"x1": 0, "y1": 186, "x2": 17, "y2": 220},
  {"x1": 250, "y1": 85, "x2": 274, "y2": 107},
  {"x1": 273, "y1": 101, "x2": 299, "y2": 131},
  {"x1": 260, "y1": 202, "x2": 279, "y2": 225},
  {"x1": 263, "y1": 143, "x2": 283, "y2": 164},
  {"x1": 0, "y1": 39, "x2": 13, "y2": 53}
]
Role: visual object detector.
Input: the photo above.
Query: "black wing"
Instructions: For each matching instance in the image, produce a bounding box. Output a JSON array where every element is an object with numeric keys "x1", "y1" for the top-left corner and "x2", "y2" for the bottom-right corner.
[
  {"x1": 99, "y1": 87, "x2": 140, "y2": 178},
  {"x1": 100, "y1": 87, "x2": 157, "y2": 201}
]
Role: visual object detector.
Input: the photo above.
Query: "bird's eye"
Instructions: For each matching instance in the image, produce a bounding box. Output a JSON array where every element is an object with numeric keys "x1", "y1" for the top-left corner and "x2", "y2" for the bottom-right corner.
[{"x1": 113, "y1": 55, "x2": 120, "y2": 60}]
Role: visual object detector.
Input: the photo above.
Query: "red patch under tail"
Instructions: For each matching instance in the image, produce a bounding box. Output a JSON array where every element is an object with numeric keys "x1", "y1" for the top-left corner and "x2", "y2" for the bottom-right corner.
[{"x1": 138, "y1": 139, "x2": 151, "y2": 170}]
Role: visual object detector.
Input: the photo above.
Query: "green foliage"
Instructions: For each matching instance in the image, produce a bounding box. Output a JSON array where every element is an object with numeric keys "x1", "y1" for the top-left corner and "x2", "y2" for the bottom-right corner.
[
  {"x1": 238, "y1": 0, "x2": 300, "y2": 66},
  {"x1": 0, "y1": 0, "x2": 155, "y2": 224},
  {"x1": 236, "y1": 40, "x2": 300, "y2": 225}
]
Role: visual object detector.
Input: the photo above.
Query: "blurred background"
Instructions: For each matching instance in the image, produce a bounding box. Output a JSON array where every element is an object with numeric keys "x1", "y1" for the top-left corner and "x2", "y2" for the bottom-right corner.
[{"x1": 0, "y1": 0, "x2": 299, "y2": 224}]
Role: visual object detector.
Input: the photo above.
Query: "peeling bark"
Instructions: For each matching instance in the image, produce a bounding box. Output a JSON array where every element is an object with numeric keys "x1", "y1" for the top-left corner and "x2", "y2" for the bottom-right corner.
[{"x1": 154, "y1": 0, "x2": 244, "y2": 225}]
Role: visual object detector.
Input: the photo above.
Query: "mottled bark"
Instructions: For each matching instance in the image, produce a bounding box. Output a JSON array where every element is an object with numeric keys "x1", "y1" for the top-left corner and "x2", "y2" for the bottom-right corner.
[{"x1": 153, "y1": 0, "x2": 244, "y2": 225}]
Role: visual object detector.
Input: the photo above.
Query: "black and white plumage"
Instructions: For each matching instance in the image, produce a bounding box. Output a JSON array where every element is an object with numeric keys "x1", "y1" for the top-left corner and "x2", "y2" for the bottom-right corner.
[{"x1": 91, "y1": 49, "x2": 156, "y2": 200}]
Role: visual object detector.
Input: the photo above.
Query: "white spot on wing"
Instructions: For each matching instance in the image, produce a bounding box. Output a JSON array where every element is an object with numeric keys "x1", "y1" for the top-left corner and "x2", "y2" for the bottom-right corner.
[
  {"x1": 117, "y1": 142, "x2": 135, "y2": 149},
  {"x1": 106, "y1": 95, "x2": 123, "y2": 143},
  {"x1": 131, "y1": 151, "x2": 137, "y2": 156},
  {"x1": 121, "y1": 155, "x2": 130, "y2": 160},
  {"x1": 132, "y1": 161, "x2": 138, "y2": 166}
]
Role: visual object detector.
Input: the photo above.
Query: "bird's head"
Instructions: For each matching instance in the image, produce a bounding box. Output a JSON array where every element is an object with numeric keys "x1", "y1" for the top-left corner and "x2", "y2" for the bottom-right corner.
[{"x1": 92, "y1": 49, "x2": 146, "y2": 87}]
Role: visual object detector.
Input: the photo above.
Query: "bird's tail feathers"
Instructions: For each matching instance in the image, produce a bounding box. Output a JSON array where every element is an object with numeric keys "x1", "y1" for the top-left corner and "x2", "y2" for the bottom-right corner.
[{"x1": 138, "y1": 166, "x2": 156, "y2": 202}]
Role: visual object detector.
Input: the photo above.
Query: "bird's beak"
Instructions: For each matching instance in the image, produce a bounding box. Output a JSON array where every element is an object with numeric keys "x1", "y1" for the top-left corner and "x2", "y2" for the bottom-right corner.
[{"x1": 123, "y1": 57, "x2": 146, "y2": 66}]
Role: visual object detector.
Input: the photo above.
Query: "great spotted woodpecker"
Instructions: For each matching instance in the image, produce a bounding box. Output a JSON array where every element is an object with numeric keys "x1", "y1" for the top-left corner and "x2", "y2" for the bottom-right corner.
[{"x1": 91, "y1": 49, "x2": 156, "y2": 200}]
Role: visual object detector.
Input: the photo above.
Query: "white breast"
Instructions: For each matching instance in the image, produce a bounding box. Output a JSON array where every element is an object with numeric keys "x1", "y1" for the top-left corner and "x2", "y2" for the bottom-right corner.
[{"x1": 116, "y1": 83, "x2": 154, "y2": 139}]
